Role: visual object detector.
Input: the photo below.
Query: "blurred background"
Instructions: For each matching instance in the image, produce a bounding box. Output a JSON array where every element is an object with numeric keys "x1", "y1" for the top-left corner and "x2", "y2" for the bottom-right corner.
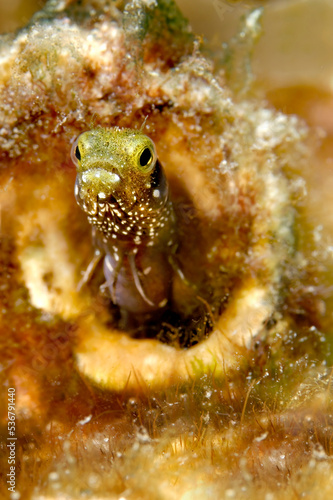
[
  {"x1": 0, "y1": 0, "x2": 332, "y2": 93},
  {"x1": 177, "y1": 0, "x2": 333, "y2": 90},
  {"x1": 0, "y1": 0, "x2": 45, "y2": 33}
]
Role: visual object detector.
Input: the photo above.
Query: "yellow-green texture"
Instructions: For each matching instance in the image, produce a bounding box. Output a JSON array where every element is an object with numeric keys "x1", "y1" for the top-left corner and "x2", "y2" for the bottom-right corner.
[{"x1": 0, "y1": 0, "x2": 333, "y2": 498}]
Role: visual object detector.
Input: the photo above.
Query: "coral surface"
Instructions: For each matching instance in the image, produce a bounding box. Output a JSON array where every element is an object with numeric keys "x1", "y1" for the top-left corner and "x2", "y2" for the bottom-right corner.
[{"x1": 0, "y1": 0, "x2": 332, "y2": 498}]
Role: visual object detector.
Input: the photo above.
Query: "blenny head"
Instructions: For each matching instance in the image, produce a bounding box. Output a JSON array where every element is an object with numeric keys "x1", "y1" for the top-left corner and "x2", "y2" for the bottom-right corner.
[{"x1": 72, "y1": 127, "x2": 171, "y2": 244}]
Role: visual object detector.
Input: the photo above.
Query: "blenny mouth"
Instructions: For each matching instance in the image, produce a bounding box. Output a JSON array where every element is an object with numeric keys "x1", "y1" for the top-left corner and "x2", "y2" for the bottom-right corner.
[
  {"x1": 96, "y1": 193, "x2": 137, "y2": 222},
  {"x1": 86, "y1": 192, "x2": 141, "y2": 240},
  {"x1": 97, "y1": 193, "x2": 121, "y2": 215}
]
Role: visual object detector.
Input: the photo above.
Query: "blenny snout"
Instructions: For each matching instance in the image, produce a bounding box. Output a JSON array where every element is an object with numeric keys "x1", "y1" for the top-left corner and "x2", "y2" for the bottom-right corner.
[{"x1": 74, "y1": 168, "x2": 122, "y2": 216}]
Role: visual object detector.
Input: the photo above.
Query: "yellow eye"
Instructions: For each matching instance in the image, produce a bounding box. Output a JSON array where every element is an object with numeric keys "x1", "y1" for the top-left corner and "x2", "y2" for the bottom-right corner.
[
  {"x1": 138, "y1": 146, "x2": 155, "y2": 172},
  {"x1": 75, "y1": 145, "x2": 81, "y2": 161},
  {"x1": 71, "y1": 137, "x2": 81, "y2": 166}
]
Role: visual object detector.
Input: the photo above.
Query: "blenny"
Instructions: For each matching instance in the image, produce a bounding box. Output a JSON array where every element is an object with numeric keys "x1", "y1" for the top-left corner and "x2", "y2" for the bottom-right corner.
[{"x1": 72, "y1": 127, "x2": 176, "y2": 314}]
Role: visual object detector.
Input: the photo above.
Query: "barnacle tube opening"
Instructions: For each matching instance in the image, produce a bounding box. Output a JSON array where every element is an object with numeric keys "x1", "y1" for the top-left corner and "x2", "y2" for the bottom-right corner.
[
  {"x1": 74, "y1": 98, "x2": 299, "y2": 391},
  {"x1": 76, "y1": 281, "x2": 274, "y2": 390}
]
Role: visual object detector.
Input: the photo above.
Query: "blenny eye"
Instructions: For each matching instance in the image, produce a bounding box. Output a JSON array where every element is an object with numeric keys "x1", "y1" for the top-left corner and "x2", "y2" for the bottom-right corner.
[
  {"x1": 140, "y1": 147, "x2": 152, "y2": 167},
  {"x1": 75, "y1": 145, "x2": 81, "y2": 161},
  {"x1": 138, "y1": 144, "x2": 156, "y2": 173},
  {"x1": 71, "y1": 137, "x2": 81, "y2": 166}
]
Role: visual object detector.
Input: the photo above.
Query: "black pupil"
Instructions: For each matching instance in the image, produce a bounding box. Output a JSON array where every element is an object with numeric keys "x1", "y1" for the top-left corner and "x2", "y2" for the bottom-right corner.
[
  {"x1": 75, "y1": 145, "x2": 81, "y2": 161},
  {"x1": 140, "y1": 148, "x2": 152, "y2": 167}
]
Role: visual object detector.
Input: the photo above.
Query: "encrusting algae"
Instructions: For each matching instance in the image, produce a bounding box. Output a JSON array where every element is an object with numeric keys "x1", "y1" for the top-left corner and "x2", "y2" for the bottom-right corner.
[{"x1": 0, "y1": 0, "x2": 333, "y2": 499}]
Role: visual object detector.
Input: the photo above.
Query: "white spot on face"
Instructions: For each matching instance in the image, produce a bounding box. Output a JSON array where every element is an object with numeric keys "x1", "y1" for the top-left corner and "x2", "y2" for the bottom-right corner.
[
  {"x1": 153, "y1": 189, "x2": 160, "y2": 198},
  {"x1": 98, "y1": 192, "x2": 107, "y2": 200}
]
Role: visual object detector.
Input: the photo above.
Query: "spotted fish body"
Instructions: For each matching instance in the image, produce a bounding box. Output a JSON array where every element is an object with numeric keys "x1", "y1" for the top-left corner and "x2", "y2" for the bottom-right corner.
[{"x1": 72, "y1": 127, "x2": 176, "y2": 313}]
